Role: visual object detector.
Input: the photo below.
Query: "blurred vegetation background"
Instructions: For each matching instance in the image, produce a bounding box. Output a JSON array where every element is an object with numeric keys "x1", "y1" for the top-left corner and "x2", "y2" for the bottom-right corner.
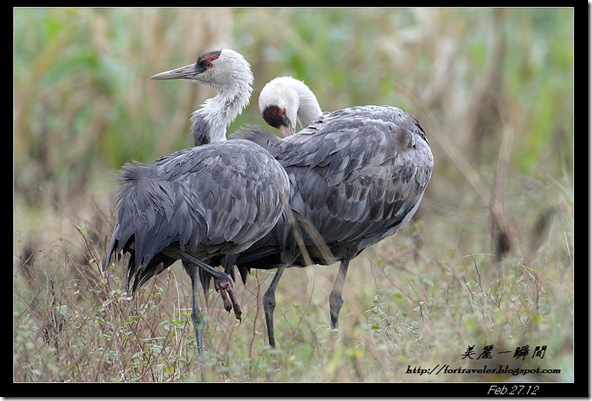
[{"x1": 13, "y1": 8, "x2": 574, "y2": 384}]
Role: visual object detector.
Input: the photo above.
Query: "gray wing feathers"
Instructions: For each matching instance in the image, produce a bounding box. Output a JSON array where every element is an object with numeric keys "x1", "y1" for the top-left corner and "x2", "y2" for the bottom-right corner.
[
  {"x1": 226, "y1": 105, "x2": 432, "y2": 278},
  {"x1": 105, "y1": 140, "x2": 290, "y2": 291},
  {"x1": 274, "y1": 105, "x2": 433, "y2": 252}
]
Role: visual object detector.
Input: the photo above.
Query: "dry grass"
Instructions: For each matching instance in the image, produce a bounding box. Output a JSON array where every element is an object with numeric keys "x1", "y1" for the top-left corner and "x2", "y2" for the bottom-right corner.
[{"x1": 12, "y1": 168, "x2": 574, "y2": 383}]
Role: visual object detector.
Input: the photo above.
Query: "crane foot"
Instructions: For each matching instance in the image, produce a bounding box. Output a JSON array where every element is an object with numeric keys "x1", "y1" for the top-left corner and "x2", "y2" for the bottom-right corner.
[
  {"x1": 215, "y1": 278, "x2": 242, "y2": 321},
  {"x1": 216, "y1": 283, "x2": 233, "y2": 313}
]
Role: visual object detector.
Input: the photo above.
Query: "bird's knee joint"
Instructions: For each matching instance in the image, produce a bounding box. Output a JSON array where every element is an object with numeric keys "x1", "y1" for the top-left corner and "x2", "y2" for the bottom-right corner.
[{"x1": 263, "y1": 294, "x2": 276, "y2": 310}]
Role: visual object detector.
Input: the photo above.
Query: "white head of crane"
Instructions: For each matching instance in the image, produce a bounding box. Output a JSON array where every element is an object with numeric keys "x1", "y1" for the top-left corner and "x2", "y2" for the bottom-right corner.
[
  {"x1": 151, "y1": 49, "x2": 253, "y2": 145},
  {"x1": 258, "y1": 76, "x2": 323, "y2": 137}
]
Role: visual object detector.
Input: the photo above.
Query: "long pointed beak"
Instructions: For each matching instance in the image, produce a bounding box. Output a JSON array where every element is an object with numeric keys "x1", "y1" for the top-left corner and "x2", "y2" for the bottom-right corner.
[
  {"x1": 278, "y1": 120, "x2": 296, "y2": 137},
  {"x1": 150, "y1": 64, "x2": 196, "y2": 80}
]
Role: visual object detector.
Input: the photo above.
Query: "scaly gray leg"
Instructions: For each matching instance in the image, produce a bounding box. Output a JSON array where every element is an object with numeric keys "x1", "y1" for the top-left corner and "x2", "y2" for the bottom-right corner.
[
  {"x1": 186, "y1": 263, "x2": 205, "y2": 354},
  {"x1": 329, "y1": 259, "x2": 350, "y2": 330},
  {"x1": 263, "y1": 267, "x2": 285, "y2": 348},
  {"x1": 165, "y1": 247, "x2": 232, "y2": 282}
]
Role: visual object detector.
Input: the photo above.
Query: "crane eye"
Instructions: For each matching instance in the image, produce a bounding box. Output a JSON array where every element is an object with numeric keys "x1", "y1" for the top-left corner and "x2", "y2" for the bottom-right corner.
[{"x1": 204, "y1": 61, "x2": 213, "y2": 69}]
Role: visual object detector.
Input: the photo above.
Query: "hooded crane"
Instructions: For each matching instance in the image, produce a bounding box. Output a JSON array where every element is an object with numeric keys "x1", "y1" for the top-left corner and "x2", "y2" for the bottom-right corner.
[
  {"x1": 103, "y1": 49, "x2": 291, "y2": 354},
  {"x1": 226, "y1": 76, "x2": 434, "y2": 348}
]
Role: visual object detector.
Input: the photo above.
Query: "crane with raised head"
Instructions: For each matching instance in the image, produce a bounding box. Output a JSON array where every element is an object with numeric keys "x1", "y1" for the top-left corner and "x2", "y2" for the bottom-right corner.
[
  {"x1": 103, "y1": 49, "x2": 292, "y2": 354},
  {"x1": 228, "y1": 75, "x2": 434, "y2": 348}
]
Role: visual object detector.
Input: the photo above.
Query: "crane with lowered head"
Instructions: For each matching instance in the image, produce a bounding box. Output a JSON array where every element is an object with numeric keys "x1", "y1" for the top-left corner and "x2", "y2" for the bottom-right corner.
[{"x1": 226, "y1": 75, "x2": 434, "y2": 348}]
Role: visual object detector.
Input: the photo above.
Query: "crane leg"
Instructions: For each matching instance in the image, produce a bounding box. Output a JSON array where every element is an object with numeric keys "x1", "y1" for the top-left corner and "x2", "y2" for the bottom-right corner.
[
  {"x1": 215, "y1": 279, "x2": 233, "y2": 313},
  {"x1": 329, "y1": 259, "x2": 350, "y2": 330},
  {"x1": 212, "y1": 254, "x2": 242, "y2": 320},
  {"x1": 166, "y1": 247, "x2": 232, "y2": 282},
  {"x1": 215, "y1": 277, "x2": 242, "y2": 321},
  {"x1": 263, "y1": 267, "x2": 285, "y2": 348},
  {"x1": 172, "y1": 247, "x2": 242, "y2": 320},
  {"x1": 187, "y1": 264, "x2": 205, "y2": 354}
]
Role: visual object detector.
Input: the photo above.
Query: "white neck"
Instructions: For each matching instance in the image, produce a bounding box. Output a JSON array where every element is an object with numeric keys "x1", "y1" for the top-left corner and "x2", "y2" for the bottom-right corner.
[
  {"x1": 294, "y1": 85, "x2": 323, "y2": 128},
  {"x1": 191, "y1": 86, "x2": 251, "y2": 145},
  {"x1": 190, "y1": 49, "x2": 253, "y2": 145}
]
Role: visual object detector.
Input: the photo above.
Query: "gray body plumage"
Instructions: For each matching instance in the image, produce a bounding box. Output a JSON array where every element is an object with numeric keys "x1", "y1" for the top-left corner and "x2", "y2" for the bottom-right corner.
[
  {"x1": 105, "y1": 139, "x2": 290, "y2": 293},
  {"x1": 233, "y1": 104, "x2": 433, "y2": 271}
]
